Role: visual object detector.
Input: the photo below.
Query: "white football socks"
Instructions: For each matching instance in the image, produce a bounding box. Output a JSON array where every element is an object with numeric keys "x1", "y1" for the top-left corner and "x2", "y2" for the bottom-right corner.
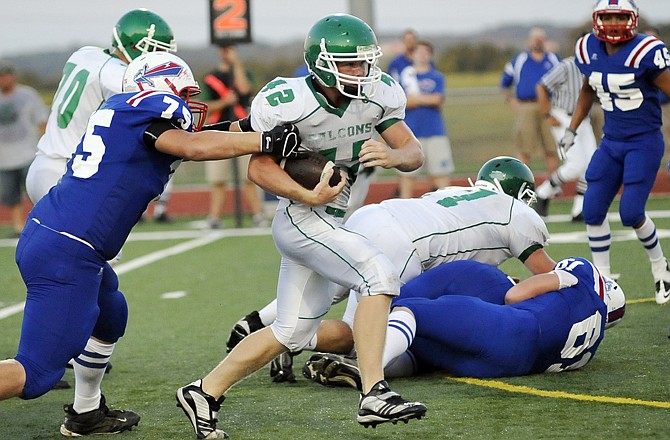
[
  {"x1": 73, "y1": 338, "x2": 115, "y2": 414},
  {"x1": 382, "y1": 309, "x2": 416, "y2": 369}
]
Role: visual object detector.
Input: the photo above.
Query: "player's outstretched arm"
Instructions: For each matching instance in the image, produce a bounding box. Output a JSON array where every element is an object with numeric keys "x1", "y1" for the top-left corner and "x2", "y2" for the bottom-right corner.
[
  {"x1": 154, "y1": 129, "x2": 262, "y2": 160},
  {"x1": 504, "y1": 272, "x2": 560, "y2": 304}
]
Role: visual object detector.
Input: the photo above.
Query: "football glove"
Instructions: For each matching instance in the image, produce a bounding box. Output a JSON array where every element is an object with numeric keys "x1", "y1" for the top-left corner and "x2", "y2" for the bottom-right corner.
[
  {"x1": 261, "y1": 123, "x2": 302, "y2": 158},
  {"x1": 557, "y1": 128, "x2": 577, "y2": 161},
  {"x1": 201, "y1": 120, "x2": 232, "y2": 131}
]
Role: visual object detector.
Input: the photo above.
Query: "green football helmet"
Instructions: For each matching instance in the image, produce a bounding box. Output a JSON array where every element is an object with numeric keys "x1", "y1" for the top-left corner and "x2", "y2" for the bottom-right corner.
[
  {"x1": 303, "y1": 14, "x2": 383, "y2": 99},
  {"x1": 112, "y1": 9, "x2": 177, "y2": 62},
  {"x1": 474, "y1": 156, "x2": 537, "y2": 205}
]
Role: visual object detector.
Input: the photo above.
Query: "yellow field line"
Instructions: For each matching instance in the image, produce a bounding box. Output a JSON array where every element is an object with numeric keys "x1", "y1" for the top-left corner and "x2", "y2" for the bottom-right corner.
[
  {"x1": 448, "y1": 377, "x2": 670, "y2": 408},
  {"x1": 627, "y1": 297, "x2": 655, "y2": 304}
]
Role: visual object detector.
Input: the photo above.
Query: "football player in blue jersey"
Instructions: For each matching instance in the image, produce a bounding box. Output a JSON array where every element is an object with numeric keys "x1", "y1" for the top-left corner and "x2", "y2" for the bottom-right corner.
[
  {"x1": 304, "y1": 257, "x2": 625, "y2": 386},
  {"x1": 558, "y1": 0, "x2": 670, "y2": 304},
  {"x1": 0, "y1": 52, "x2": 303, "y2": 436}
]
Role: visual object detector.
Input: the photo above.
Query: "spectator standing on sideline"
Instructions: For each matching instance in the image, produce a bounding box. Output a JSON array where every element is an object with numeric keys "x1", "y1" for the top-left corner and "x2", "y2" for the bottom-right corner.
[
  {"x1": 203, "y1": 44, "x2": 268, "y2": 228},
  {"x1": 501, "y1": 27, "x2": 561, "y2": 174},
  {"x1": 559, "y1": 0, "x2": 670, "y2": 304},
  {"x1": 397, "y1": 40, "x2": 453, "y2": 198},
  {"x1": 387, "y1": 29, "x2": 418, "y2": 82},
  {"x1": 535, "y1": 53, "x2": 597, "y2": 220},
  {"x1": 0, "y1": 61, "x2": 48, "y2": 237}
]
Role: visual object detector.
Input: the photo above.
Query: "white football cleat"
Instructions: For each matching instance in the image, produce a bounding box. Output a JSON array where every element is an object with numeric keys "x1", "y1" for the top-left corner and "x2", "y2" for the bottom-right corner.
[{"x1": 652, "y1": 258, "x2": 670, "y2": 305}]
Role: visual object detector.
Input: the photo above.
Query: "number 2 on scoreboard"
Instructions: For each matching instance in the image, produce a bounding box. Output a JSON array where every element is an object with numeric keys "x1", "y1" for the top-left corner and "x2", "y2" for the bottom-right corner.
[{"x1": 213, "y1": 0, "x2": 247, "y2": 31}]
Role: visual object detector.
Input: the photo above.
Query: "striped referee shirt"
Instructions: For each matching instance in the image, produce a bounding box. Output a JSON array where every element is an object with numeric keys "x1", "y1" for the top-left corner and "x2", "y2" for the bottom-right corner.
[{"x1": 539, "y1": 56, "x2": 583, "y2": 113}]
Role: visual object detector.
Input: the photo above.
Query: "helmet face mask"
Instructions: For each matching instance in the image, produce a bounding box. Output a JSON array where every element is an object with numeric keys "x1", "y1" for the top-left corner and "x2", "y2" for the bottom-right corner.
[
  {"x1": 474, "y1": 156, "x2": 537, "y2": 206},
  {"x1": 304, "y1": 14, "x2": 383, "y2": 99},
  {"x1": 122, "y1": 52, "x2": 207, "y2": 131},
  {"x1": 113, "y1": 8, "x2": 177, "y2": 62},
  {"x1": 592, "y1": 0, "x2": 639, "y2": 44}
]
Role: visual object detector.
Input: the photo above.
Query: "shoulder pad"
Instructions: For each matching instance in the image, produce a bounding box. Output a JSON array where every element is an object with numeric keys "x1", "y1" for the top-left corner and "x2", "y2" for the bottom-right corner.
[
  {"x1": 624, "y1": 35, "x2": 665, "y2": 69},
  {"x1": 255, "y1": 76, "x2": 309, "y2": 122},
  {"x1": 372, "y1": 73, "x2": 406, "y2": 109}
]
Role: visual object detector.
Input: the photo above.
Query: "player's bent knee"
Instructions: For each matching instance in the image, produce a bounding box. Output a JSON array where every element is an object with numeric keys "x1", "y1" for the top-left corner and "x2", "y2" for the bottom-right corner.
[
  {"x1": 619, "y1": 209, "x2": 645, "y2": 228},
  {"x1": 17, "y1": 357, "x2": 66, "y2": 400},
  {"x1": 315, "y1": 320, "x2": 354, "y2": 353},
  {"x1": 582, "y1": 206, "x2": 608, "y2": 225},
  {"x1": 92, "y1": 290, "x2": 128, "y2": 343},
  {"x1": 271, "y1": 321, "x2": 320, "y2": 352}
]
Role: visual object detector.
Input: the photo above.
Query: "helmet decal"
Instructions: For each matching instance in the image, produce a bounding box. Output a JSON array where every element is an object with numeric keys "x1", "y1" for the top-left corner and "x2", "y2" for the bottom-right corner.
[
  {"x1": 123, "y1": 52, "x2": 208, "y2": 131},
  {"x1": 133, "y1": 61, "x2": 183, "y2": 89}
]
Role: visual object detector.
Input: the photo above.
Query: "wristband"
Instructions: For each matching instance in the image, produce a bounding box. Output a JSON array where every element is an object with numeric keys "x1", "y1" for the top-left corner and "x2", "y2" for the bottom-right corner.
[{"x1": 552, "y1": 269, "x2": 578, "y2": 289}]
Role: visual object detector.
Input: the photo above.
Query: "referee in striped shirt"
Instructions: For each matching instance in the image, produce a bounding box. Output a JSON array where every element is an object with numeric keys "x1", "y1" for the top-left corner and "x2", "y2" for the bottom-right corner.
[{"x1": 535, "y1": 56, "x2": 598, "y2": 220}]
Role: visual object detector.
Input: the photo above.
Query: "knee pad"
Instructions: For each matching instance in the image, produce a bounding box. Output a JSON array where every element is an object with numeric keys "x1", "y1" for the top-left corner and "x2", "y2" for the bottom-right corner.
[
  {"x1": 582, "y1": 207, "x2": 608, "y2": 226},
  {"x1": 92, "y1": 265, "x2": 128, "y2": 342},
  {"x1": 619, "y1": 207, "x2": 645, "y2": 227},
  {"x1": 16, "y1": 356, "x2": 66, "y2": 400},
  {"x1": 271, "y1": 318, "x2": 321, "y2": 352},
  {"x1": 92, "y1": 290, "x2": 128, "y2": 342}
]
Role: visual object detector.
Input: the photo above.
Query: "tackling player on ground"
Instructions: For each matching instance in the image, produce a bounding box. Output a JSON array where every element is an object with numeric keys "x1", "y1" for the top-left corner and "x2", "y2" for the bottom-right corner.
[{"x1": 304, "y1": 257, "x2": 625, "y2": 386}]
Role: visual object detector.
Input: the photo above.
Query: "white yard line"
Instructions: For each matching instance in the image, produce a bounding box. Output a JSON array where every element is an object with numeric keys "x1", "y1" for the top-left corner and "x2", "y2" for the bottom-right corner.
[
  {"x1": 0, "y1": 228, "x2": 270, "y2": 320},
  {"x1": 0, "y1": 303, "x2": 27, "y2": 320},
  {"x1": 2, "y1": 211, "x2": 670, "y2": 319},
  {"x1": 542, "y1": 210, "x2": 670, "y2": 224}
]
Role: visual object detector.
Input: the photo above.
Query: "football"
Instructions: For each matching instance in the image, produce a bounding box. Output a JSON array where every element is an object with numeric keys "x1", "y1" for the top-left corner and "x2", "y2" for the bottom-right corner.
[{"x1": 280, "y1": 150, "x2": 342, "y2": 189}]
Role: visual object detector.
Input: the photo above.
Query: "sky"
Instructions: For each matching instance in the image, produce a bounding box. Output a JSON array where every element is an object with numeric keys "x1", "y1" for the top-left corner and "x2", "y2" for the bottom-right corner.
[{"x1": 2, "y1": 0, "x2": 670, "y2": 57}]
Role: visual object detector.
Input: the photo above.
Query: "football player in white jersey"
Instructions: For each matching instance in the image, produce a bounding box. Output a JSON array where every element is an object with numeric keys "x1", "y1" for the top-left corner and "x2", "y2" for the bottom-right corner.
[
  {"x1": 25, "y1": 8, "x2": 176, "y2": 207},
  {"x1": 177, "y1": 14, "x2": 426, "y2": 438}
]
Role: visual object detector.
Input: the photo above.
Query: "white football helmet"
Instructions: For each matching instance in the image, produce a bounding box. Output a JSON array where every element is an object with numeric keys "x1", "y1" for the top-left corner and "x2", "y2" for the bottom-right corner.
[
  {"x1": 592, "y1": 0, "x2": 639, "y2": 44},
  {"x1": 122, "y1": 52, "x2": 207, "y2": 131},
  {"x1": 602, "y1": 276, "x2": 626, "y2": 329}
]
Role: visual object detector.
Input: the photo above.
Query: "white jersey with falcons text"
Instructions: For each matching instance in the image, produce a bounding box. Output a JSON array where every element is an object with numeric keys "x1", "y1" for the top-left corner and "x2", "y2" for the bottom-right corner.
[
  {"x1": 36, "y1": 46, "x2": 126, "y2": 159},
  {"x1": 249, "y1": 74, "x2": 406, "y2": 211}
]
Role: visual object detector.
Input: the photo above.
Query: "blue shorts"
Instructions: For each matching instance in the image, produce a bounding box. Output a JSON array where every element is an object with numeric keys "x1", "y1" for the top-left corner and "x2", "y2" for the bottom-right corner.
[{"x1": 14, "y1": 219, "x2": 127, "y2": 399}]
